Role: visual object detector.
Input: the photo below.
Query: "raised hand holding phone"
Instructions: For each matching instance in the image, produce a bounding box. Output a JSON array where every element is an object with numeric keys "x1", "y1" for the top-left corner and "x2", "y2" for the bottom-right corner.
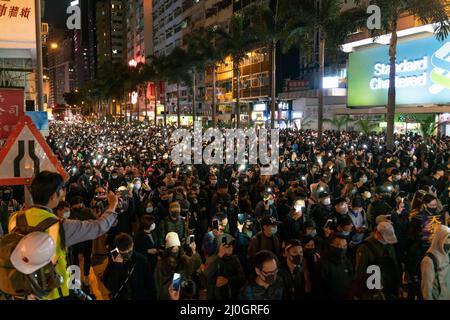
[{"x1": 172, "y1": 273, "x2": 181, "y2": 291}]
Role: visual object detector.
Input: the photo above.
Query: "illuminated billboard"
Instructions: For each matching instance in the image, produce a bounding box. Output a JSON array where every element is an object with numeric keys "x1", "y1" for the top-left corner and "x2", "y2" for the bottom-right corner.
[
  {"x1": 348, "y1": 35, "x2": 450, "y2": 107},
  {"x1": 0, "y1": 0, "x2": 36, "y2": 49}
]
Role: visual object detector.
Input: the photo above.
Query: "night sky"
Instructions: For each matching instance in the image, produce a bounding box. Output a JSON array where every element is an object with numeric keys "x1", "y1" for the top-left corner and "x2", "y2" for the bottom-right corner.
[{"x1": 43, "y1": 0, "x2": 70, "y2": 25}]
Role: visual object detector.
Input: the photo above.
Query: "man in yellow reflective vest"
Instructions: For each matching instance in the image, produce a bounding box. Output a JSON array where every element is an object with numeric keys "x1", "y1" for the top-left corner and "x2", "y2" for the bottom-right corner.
[{"x1": 8, "y1": 171, "x2": 119, "y2": 300}]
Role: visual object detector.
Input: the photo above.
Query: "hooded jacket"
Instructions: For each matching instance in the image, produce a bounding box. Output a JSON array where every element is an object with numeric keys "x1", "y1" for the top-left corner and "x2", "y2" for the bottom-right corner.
[{"x1": 421, "y1": 225, "x2": 450, "y2": 300}]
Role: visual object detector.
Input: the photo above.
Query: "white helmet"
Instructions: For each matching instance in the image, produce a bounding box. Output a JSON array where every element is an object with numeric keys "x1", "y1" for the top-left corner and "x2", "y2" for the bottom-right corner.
[{"x1": 10, "y1": 232, "x2": 55, "y2": 275}]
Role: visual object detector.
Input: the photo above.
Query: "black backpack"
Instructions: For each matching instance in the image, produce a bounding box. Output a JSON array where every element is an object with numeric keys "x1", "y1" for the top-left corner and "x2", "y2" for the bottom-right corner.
[
  {"x1": 0, "y1": 212, "x2": 60, "y2": 298},
  {"x1": 364, "y1": 241, "x2": 400, "y2": 296}
]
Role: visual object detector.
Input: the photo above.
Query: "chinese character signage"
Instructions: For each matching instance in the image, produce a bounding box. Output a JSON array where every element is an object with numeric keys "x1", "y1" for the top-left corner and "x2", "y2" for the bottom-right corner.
[
  {"x1": 348, "y1": 35, "x2": 450, "y2": 107},
  {"x1": 0, "y1": 0, "x2": 35, "y2": 48},
  {"x1": 0, "y1": 88, "x2": 25, "y2": 139}
]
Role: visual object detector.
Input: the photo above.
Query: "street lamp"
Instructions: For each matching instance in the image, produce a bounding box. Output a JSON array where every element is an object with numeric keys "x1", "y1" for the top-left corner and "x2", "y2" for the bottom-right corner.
[{"x1": 50, "y1": 43, "x2": 59, "y2": 49}]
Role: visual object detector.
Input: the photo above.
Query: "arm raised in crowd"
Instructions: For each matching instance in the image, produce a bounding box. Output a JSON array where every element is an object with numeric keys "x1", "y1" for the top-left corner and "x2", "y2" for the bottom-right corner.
[{"x1": 63, "y1": 192, "x2": 119, "y2": 247}]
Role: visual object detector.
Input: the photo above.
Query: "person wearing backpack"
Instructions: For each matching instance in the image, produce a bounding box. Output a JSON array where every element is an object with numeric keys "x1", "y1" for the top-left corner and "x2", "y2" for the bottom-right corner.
[
  {"x1": 3, "y1": 171, "x2": 119, "y2": 300},
  {"x1": 7, "y1": 232, "x2": 61, "y2": 300},
  {"x1": 355, "y1": 221, "x2": 403, "y2": 300},
  {"x1": 421, "y1": 224, "x2": 450, "y2": 300}
]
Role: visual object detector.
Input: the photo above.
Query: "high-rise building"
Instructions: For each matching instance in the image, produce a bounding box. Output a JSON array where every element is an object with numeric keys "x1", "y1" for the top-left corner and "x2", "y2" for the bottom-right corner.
[
  {"x1": 48, "y1": 27, "x2": 75, "y2": 107},
  {"x1": 73, "y1": 0, "x2": 98, "y2": 89},
  {"x1": 127, "y1": 0, "x2": 153, "y2": 64},
  {"x1": 152, "y1": 0, "x2": 183, "y2": 58},
  {"x1": 125, "y1": 0, "x2": 153, "y2": 120},
  {"x1": 152, "y1": 0, "x2": 185, "y2": 120},
  {"x1": 96, "y1": 0, "x2": 126, "y2": 66}
]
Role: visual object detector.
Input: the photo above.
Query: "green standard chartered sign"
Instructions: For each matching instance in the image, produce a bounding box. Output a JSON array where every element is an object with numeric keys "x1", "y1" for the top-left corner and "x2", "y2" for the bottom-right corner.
[{"x1": 348, "y1": 36, "x2": 450, "y2": 107}]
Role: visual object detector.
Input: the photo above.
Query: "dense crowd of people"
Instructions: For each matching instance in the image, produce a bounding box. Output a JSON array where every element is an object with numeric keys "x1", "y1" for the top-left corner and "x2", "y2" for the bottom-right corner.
[{"x1": 1, "y1": 119, "x2": 450, "y2": 300}]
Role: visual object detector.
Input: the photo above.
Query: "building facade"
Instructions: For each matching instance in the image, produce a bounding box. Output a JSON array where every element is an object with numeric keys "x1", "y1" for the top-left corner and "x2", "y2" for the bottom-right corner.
[
  {"x1": 73, "y1": 0, "x2": 98, "y2": 90},
  {"x1": 96, "y1": 0, "x2": 127, "y2": 66},
  {"x1": 48, "y1": 28, "x2": 75, "y2": 107}
]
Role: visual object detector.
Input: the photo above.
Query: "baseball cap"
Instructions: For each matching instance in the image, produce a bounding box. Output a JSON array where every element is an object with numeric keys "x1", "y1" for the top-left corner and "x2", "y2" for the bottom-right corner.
[
  {"x1": 377, "y1": 221, "x2": 398, "y2": 244},
  {"x1": 260, "y1": 216, "x2": 281, "y2": 227},
  {"x1": 318, "y1": 190, "x2": 330, "y2": 199}
]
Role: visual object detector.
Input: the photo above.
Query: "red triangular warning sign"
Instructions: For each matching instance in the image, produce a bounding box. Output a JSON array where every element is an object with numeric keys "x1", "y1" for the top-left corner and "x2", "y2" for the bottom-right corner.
[{"x1": 0, "y1": 116, "x2": 68, "y2": 186}]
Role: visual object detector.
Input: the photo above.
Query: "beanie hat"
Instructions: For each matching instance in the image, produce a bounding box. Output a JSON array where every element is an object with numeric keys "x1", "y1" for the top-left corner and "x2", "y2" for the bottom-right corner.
[{"x1": 165, "y1": 232, "x2": 181, "y2": 248}]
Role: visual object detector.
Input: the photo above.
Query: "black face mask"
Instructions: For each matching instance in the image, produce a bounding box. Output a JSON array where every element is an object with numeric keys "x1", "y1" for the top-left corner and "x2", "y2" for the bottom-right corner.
[
  {"x1": 290, "y1": 255, "x2": 302, "y2": 266},
  {"x1": 304, "y1": 248, "x2": 315, "y2": 257},
  {"x1": 263, "y1": 273, "x2": 276, "y2": 285},
  {"x1": 170, "y1": 211, "x2": 180, "y2": 219},
  {"x1": 2, "y1": 193, "x2": 11, "y2": 201},
  {"x1": 121, "y1": 251, "x2": 133, "y2": 261},
  {"x1": 329, "y1": 247, "x2": 347, "y2": 260},
  {"x1": 427, "y1": 207, "x2": 438, "y2": 214}
]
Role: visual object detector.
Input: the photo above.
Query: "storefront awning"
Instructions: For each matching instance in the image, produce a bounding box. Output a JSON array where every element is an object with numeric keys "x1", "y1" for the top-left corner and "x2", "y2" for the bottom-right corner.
[{"x1": 333, "y1": 106, "x2": 450, "y2": 115}]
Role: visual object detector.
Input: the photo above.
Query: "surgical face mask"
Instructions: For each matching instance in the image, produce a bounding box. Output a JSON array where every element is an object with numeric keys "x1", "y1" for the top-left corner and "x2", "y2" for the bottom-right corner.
[
  {"x1": 294, "y1": 205, "x2": 303, "y2": 213},
  {"x1": 268, "y1": 199, "x2": 274, "y2": 206},
  {"x1": 306, "y1": 230, "x2": 317, "y2": 237},
  {"x1": 271, "y1": 226, "x2": 278, "y2": 235},
  {"x1": 210, "y1": 180, "x2": 217, "y2": 186},
  {"x1": 290, "y1": 255, "x2": 302, "y2": 266},
  {"x1": 322, "y1": 197, "x2": 331, "y2": 206},
  {"x1": 146, "y1": 207, "x2": 154, "y2": 213},
  {"x1": 63, "y1": 211, "x2": 71, "y2": 219},
  {"x1": 112, "y1": 175, "x2": 118, "y2": 179},
  {"x1": 339, "y1": 231, "x2": 350, "y2": 237}
]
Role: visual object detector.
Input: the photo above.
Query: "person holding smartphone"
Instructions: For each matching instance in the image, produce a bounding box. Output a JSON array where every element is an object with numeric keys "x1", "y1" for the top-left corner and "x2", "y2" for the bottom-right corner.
[
  {"x1": 103, "y1": 233, "x2": 155, "y2": 300},
  {"x1": 154, "y1": 232, "x2": 201, "y2": 300},
  {"x1": 204, "y1": 234, "x2": 245, "y2": 300}
]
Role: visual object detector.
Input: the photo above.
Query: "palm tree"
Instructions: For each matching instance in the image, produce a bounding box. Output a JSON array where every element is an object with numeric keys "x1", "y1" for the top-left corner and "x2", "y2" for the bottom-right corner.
[
  {"x1": 96, "y1": 62, "x2": 131, "y2": 120},
  {"x1": 185, "y1": 28, "x2": 226, "y2": 127},
  {"x1": 417, "y1": 117, "x2": 440, "y2": 138},
  {"x1": 323, "y1": 114, "x2": 353, "y2": 131},
  {"x1": 137, "y1": 61, "x2": 157, "y2": 123},
  {"x1": 281, "y1": 0, "x2": 367, "y2": 142},
  {"x1": 356, "y1": 0, "x2": 450, "y2": 150},
  {"x1": 164, "y1": 47, "x2": 192, "y2": 127},
  {"x1": 144, "y1": 55, "x2": 164, "y2": 126},
  {"x1": 300, "y1": 115, "x2": 314, "y2": 130},
  {"x1": 215, "y1": 15, "x2": 259, "y2": 128},
  {"x1": 149, "y1": 54, "x2": 172, "y2": 127},
  {"x1": 354, "y1": 118, "x2": 378, "y2": 136},
  {"x1": 243, "y1": 1, "x2": 286, "y2": 129}
]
